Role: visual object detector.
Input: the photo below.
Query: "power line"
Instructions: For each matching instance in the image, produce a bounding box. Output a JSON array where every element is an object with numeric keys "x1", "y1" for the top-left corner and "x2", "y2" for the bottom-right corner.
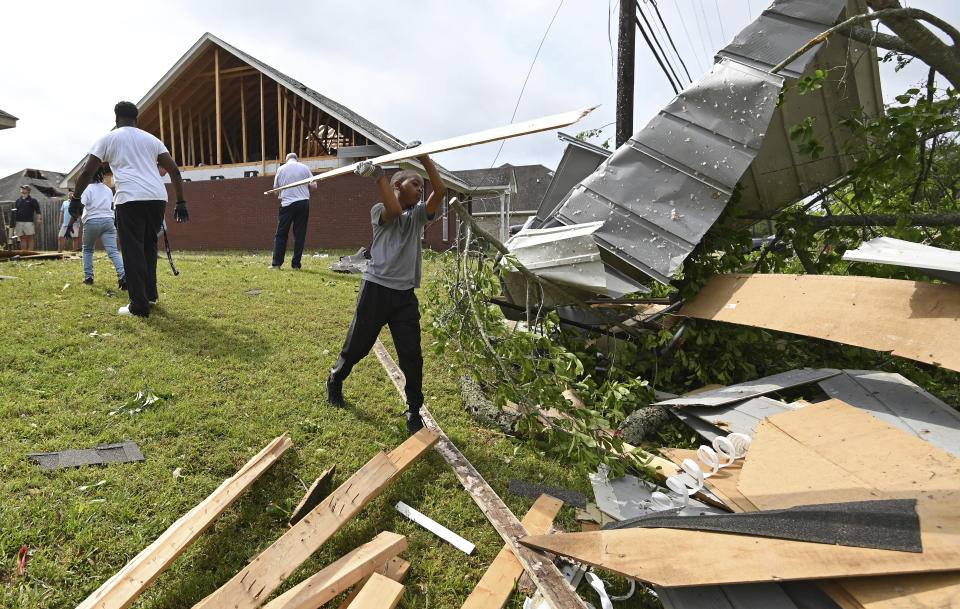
[
  {"x1": 636, "y1": 1, "x2": 685, "y2": 89},
  {"x1": 692, "y1": 0, "x2": 717, "y2": 64},
  {"x1": 635, "y1": 13, "x2": 681, "y2": 93},
  {"x1": 671, "y1": 0, "x2": 707, "y2": 73},
  {"x1": 713, "y1": 0, "x2": 727, "y2": 43},
  {"x1": 490, "y1": 0, "x2": 565, "y2": 168},
  {"x1": 647, "y1": 0, "x2": 693, "y2": 83}
]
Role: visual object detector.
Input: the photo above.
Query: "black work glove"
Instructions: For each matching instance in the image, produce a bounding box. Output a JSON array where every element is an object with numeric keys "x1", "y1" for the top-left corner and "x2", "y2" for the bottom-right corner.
[
  {"x1": 68, "y1": 197, "x2": 83, "y2": 220},
  {"x1": 174, "y1": 200, "x2": 189, "y2": 223},
  {"x1": 354, "y1": 160, "x2": 384, "y2": 181}
]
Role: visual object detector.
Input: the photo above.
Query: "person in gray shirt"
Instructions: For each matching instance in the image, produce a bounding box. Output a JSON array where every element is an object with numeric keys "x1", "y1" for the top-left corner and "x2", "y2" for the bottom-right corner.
[{"x1": 326, "y1": 155, "x2": 445, "y2": 435}]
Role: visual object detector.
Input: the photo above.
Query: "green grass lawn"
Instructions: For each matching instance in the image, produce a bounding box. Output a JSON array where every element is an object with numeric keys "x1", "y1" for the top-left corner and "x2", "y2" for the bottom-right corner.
[{"x1": 0, "y1": 251, "x2": 654, "y2": 609}]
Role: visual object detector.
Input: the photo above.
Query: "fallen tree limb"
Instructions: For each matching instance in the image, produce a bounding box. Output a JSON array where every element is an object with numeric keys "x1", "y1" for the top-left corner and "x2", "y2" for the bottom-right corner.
[{"x1": 738, "y1": 211, "x2": 960, "y2": 230}]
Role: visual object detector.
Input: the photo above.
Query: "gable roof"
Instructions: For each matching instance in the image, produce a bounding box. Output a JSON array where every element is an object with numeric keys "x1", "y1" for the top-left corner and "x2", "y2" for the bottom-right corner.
[
  {"x1": 0, "y1": 108, "x2": 17, "y2": 130},
  {"x1": 62, "y1": 32, "x2": 488, "y2": 193},
  {"x1": 455, "y1": 163, "x2": 553, "y2": 213}
]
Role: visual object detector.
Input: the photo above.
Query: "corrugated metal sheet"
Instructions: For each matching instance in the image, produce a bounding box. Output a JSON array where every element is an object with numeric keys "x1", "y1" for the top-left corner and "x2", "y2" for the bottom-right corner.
[
  {"x1": 532, "y1": 132, "x2": 609, "y2": 229},
  {"x1": 553, "y1": 59, "x2": 784, "y2": 284},
  {"x1": 843, "y1": 237, "x2": 960, "y2": 284},
  {"x1": 537, "y1": 0, "x2": 881, "y2": 287}
]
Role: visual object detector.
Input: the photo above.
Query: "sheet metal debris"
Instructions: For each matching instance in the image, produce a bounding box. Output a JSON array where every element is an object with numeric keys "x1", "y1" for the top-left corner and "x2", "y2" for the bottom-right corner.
[
  {"x1": 843, "y1": 237, "x2": 960, "y2": 284},
  {"x1": 505, "y1": 0, "x2": 880, "y2": 298},
  {"x1": 655, "y1": 368, "x2": 841, "y2": 407}
]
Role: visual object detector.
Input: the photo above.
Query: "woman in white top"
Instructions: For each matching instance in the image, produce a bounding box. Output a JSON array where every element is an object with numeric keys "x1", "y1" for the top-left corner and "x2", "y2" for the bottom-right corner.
[{"x1": 80, "y1": 166, "x2": 125, "y2": 289}]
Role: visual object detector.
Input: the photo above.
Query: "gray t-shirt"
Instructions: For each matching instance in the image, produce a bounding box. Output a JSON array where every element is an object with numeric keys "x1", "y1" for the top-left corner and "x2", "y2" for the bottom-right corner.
[{"x1": 363, "y1": 201, "x2": 434, "y2": 290}]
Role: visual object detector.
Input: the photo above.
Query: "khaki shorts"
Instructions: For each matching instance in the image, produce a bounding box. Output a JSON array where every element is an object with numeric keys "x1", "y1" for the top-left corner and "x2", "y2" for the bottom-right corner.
[
  {"x1": 58, "y1": 225, "x2": 72, "y2": 238},
  {"x1": 13, "y1": 222, "x2": 35, "y2": 237}
]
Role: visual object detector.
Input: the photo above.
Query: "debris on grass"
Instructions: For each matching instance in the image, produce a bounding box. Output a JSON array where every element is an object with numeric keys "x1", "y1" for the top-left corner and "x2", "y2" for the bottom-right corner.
[{"x1": 109, "y1": 390, "x2": 170, "y2": 416}]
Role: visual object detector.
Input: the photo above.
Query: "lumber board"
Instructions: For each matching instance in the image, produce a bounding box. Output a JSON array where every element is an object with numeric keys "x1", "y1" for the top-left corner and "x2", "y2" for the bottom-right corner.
[
  {"x1": 371, "y1": 339, "x2": 591, "y2": 609},
  {"x1": 260, "y1": 531, "x2": 406, "y2": 609},
  {"x1": 288, "y1": 466, "x2": 336, "y2": 526},
  {"x1": 192, "y1": 430, "x2": 438, "y2": 609},
  {"x1": 461, "y1": 494, "x2": 563, "y2": 609},
  {"x1": 349, "y1": 572, "x2": 404, "y2": 608},
  {"x1": 679, "y1": 274, "x2": 960, "y2": 372},
  {"x1": 76, "y1": 434, "x2": 292, "y2": 609},
  {"x1": 264, "y1": 106, "x2": 598, "y2": 194},
  {"x1": 336, "y1": 557, "x2": 409, "y2": 609}
]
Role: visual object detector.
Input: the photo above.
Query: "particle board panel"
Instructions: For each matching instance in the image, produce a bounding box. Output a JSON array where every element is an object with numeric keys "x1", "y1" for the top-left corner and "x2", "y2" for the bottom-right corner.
[
  {"x1": 655, "y1": 369, "x2": 841, "y2": 407},
  {"x1": 818, "y1": 371, "x2": 960, "y2": 458},
  {"x1": 346, "y1": 572, "x2": 404, "y2": 609},
  {"x1": 265, "y1": 106, "x2": 597, "y2": 194},
  {"x1": 192, "y1": 430, "x2": 438, "y2": 609},
  {"x1": 461, "y1": 494, "x2": 563, "y2": 609},
  {"x1": 736, "y1": 400, "x2": 960, "y2": 605},
  {"x1": 679, "y1": 274, "x2": 960, "y2": 372},
  {"x1": 76, "y1": 434, "x2": 292, "y2": 609},
  {"x1": 260, "y1": 532, "x2": 407, "y2": 609}
]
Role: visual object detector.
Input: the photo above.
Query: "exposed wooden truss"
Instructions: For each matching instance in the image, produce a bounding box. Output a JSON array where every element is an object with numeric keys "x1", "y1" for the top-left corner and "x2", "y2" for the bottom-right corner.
[{"x1": 137, "y1": 43, "x2": 373, "y2": 171}]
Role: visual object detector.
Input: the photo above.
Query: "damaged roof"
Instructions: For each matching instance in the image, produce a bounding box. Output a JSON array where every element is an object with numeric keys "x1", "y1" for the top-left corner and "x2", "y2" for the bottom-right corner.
[
  {"x1": 538, "y1": 0, "x2": 881, "y2": 288},
  {"x1": 0, "y1": 108, "x2": 17, "y2": 130}
]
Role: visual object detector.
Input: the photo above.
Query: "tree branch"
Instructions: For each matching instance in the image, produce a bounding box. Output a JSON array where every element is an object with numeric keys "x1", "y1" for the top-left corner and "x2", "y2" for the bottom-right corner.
[
  {"x1": 847, "y1": 26, "x2": 917, "y2": 56},
  {"x1": 771, "y1": 7, "x2": 960, "y2": 90},
  {"x1": 740, "y1": 211, "x2": 960, "y2": 230}
]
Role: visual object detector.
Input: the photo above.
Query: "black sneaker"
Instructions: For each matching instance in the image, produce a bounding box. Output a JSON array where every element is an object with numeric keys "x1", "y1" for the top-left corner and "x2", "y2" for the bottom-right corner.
[
  {"x1": 405, "y1": 410, "x2": 424, "y2": 435},
  {"x1": 118, "y1": 277, "x2": 127, "y2": 290},
  {"x1": 83, "y1": 277, "x2": 94, "y2": 285},
  {"x1": 326, "y1": 376, "x2": 345, "y2": 408}
]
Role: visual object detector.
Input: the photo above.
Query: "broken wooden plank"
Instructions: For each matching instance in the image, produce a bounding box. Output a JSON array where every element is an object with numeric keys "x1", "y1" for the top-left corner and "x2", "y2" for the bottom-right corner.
[
  {"x1": 349, "y1": 572, "x2": 404, "y2": 608},
  {"x1": 395, "y1": 501, "x2": 475, "y2": 555},
  {"x1": 654, "y1": 368, "x2": 841, "y2": 407},
  {"x1": 260, "y1": 531, "x2": 406, "y2": 609},
  {"x1": 336, "y1": 557, "x2": 409, "y2": 609},
  {"x1": 679, "y1": 274, "x2": 960, "y2": 372},
  {"x1": 192, "y1": 429, "x2": 438, "y2": 609},
  {"x1": 461, "y1": 494, "x2": 563, "y2": 609},
  {"x1": 371, "y1": 339, "x2": 590, "y2": 609},
  {"x1": 264, "y1": 106, "x2": 598, "y2": 194},
  {"x1": 77, "y1": 434, "x2": 293, "y2": 609},
  {"x1": 288, "y1": 465, "x2": 336, "y2": 526}
]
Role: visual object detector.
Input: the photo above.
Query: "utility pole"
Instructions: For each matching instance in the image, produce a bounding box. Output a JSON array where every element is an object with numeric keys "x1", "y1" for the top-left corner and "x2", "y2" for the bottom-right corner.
[{"x1": 616, "y1": 0, "x2": 636, "y2": 148}]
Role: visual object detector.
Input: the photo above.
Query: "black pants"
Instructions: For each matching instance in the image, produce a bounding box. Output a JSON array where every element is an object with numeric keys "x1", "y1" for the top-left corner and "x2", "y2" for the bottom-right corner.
[
  {"x1": 272, "y1": 199, "x2": 309, "y2": 268},
  {"x1": 330, "y1": 280, "x2": 423, "y2": 409},
  {"x1": 116, "y1": 200, "x2": 166, "y2": 317}
]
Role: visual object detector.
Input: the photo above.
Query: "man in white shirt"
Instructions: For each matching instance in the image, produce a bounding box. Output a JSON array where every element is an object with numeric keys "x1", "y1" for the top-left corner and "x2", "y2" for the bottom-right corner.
[
  {"x1": 270, "y1": 152, "x2": 316, "y2": 269},
  {"x1": 70, "y1": 101, "x2": 187, "y2": 317}
]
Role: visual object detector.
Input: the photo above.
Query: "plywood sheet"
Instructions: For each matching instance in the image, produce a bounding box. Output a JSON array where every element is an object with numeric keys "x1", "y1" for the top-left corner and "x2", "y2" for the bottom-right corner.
[
  {"x1": 679, "y1": 274, "x2": 960, "y2": 372},
  {"x1": 818, "y1": 371, "x2": 960, "y2": 458}
]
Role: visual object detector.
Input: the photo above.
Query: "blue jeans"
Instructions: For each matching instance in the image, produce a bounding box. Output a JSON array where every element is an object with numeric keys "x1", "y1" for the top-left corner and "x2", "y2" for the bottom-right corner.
[
  {"x1": 272, "y1": 199, "x2": 310, "y2": 267},
  {"x1": 82, "y1": 217, "x2": 125, "y2": 282}
]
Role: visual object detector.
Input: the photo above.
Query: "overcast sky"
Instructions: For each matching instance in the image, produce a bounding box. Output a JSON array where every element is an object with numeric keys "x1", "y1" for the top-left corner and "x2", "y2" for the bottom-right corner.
[{"x1": 1, "y1": 0, "x2": 957, "y2": 181}]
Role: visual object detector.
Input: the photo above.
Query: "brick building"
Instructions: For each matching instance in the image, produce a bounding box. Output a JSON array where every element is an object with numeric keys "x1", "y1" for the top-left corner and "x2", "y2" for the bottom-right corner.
[{"x1": 62, "y1": 33, "x2": 505, "y2": 251}]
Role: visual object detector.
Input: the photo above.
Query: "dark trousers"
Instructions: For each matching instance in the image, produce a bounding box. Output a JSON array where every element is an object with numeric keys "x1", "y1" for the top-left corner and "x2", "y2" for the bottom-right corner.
[
  {"x1": 116, "y1": 200, "x2": 166, "y2": 317},
  {"x1": 330, "y1": 280, "x2": 423, "y2": 410},
  {"x1": 273, "y1": 200, "x2": 309, "y2": 267}
]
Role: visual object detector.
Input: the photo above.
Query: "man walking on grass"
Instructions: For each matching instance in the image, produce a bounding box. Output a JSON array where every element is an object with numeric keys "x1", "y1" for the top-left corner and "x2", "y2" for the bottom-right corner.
[{"x1": 71, "y1": 101, "x2": 188, "y2": 317}]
